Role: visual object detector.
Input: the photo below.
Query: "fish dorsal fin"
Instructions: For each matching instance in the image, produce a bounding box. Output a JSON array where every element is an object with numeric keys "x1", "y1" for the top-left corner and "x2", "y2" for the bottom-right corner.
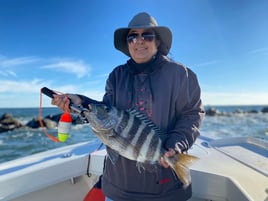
[{"x1": 126, "y1": 108, "x2": 164, "y2": 138}]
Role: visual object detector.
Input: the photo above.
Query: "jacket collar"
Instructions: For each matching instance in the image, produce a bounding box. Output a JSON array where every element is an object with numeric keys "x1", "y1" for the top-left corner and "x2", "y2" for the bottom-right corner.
[{"x1": 127, "y1": 53, "x2": 164, "y2": 74}]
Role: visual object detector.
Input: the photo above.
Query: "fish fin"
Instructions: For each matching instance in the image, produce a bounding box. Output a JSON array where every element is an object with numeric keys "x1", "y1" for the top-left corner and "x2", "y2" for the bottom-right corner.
[
  {"x1": 138, "y1": 162, "x2": 159, "y2": 173},
  {"x1": 136, "y1": 162, "x2": 144, "y2": 173},
  {"x1": 165, "y1": 153, "x2": 199, "y2": 187},
  {"x1": 127, "y1": 108, "x2": 164, "y2": 137},
  {"x1": 127, "y1": 108, "x2": 157, "y2": 129},
  {"x1": 108, "y1": 129, "x2": 118, "y2": 137},
  {"x1": 106, "y1": 146, "x2": 119, "y2": 165}
]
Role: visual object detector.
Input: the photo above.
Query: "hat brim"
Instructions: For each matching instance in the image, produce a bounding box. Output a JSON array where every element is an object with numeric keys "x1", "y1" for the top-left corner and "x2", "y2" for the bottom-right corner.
[{"x1": 114, "y1": 26, "x2": 172, "y2": 57}]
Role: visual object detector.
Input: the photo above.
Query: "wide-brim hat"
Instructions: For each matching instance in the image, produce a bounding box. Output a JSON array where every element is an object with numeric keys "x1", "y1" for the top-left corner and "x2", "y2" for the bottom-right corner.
[{"x1": 114, "y1": 12, "x2": 172, "y2": 57}]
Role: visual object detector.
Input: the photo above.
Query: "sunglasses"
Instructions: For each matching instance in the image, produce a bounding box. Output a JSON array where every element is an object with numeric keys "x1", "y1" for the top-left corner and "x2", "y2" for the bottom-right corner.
[{"x1": 127, "y1": 32, "x2": 156, "y2": 44}]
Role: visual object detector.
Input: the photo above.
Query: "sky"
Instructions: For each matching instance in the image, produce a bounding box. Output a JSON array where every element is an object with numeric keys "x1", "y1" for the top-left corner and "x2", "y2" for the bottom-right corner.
[{"x1": 0, "y1": 0, "x2": 268, "y2": 108}]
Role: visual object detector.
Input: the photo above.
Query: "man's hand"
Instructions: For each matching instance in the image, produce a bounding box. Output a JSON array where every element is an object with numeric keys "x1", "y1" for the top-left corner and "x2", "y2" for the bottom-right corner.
[
  {"x1": 160, "y1": 148, "x2": 177, "y2": 168},
  {"x1": 51, "y1": 94, "x2": 82, "y2": 111}
]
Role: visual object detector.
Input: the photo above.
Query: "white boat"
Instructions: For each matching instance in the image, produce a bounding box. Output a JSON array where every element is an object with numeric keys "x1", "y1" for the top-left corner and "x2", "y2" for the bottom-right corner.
[{"x1": 0, "y1": 136, "x2": 268, "y2": 201}]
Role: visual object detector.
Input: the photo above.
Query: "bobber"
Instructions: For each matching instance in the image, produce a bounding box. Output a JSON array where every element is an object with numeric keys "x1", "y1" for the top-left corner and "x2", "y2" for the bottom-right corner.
[{"x1": 58, "y1": 112, "x2": 72, "y2": 142}]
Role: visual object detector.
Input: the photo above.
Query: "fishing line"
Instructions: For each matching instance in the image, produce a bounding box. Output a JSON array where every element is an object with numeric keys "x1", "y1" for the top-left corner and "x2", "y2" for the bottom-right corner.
[{"x1": 38, "y1": 88, "x2": 71, "y2": 143}]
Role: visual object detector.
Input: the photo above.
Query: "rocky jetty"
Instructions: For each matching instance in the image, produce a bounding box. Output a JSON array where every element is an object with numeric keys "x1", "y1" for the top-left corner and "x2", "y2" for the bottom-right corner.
[
  {"x1": 1, "y1": 106, "x2": 268, "y2": 133},
  {"x1": 0, "y1": 113, "x2": 80, "y2": 133},
  {"x1": 25, "y1": 115, "x2": 60, "y2": 129},
  {"x1": 205, "y1": 106, "x2": 268, "y2": 116},
  {"x1": 205, "y1": 108, "x2": 221, "y2": 116}
]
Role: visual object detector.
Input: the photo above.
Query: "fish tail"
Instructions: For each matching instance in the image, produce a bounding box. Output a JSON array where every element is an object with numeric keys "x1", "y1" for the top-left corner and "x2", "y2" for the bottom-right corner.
[{"x1": 165, "y1": 153, "x2": 199, "y2": 187}]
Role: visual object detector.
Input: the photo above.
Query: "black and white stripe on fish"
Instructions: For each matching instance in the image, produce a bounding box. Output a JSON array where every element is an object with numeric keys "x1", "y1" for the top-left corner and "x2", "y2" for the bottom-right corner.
[{"x1": 84, "y1": 103, "x2": 198, "y2": 187}]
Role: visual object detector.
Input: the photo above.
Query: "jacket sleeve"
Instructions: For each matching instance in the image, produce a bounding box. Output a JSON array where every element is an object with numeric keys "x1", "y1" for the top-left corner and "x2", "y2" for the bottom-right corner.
[
  {"x1": 102, "y1": 70, "x2": 116, "y2": 106},
  {"x1": 164, "y1": 68, "x2": 205, "y2": 152},
  {"x1": 77, "y1": 95, "x2": 102, "y2": 108},
  {"x1": 76, "y1": 69, "x2": 116, "y2": 108}
]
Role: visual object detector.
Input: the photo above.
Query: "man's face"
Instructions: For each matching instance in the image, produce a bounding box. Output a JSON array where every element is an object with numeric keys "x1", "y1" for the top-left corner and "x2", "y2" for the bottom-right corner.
[{"x1": 127, "y1": 28, "x2": 159, "y2": 63}]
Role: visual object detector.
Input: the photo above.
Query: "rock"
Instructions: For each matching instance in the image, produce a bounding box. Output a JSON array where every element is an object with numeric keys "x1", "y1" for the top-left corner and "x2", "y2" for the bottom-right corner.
[
  {"x1": 25, "y1": 117, "x2": 43, "y2": 128},
  {"x1": 25, "y1": 114, "x2": 60, "y2": 129},
  {"x1": 25, "y1": 113, "x2": 81, "y2": 129},
  {"x1": 248, "y1": 110, "x2": 258, "y2": 114},
  {"x1": 0, "y1": 113, "x2": 23, "y2": 133},
  {"x1": 1, "y1": 112, "x2": 83, "y2": 133},
  {"x1": 45, "y1": 114, "x2": 61, "y2": 122},
  {"x1": 43, "y1": 118, "x2": 57, "y2": 129},
  {"x1": 262, "y1": 107, "x2": 268, "y2": 113},
  {"x1": 205, "y1": 108, "x2": 221, "y2": 116},
  {"x1": 234, "y1": 109, "x2": 244, "y2": 114}
]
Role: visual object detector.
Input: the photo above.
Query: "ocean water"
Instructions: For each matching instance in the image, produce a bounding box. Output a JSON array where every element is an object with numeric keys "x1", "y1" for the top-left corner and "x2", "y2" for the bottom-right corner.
[{"x1": 0, "y1": 105, "x2": 268, "y2": 164}]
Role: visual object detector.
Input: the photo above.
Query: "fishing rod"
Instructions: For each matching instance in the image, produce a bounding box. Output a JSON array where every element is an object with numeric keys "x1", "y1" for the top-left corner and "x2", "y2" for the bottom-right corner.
[
  {"x1": 40, "y1": 87, "x2": 105, "y2": 201},
  {"x1": 41, "y1": 87, "x2": 89, "y2": 116},
  {"x1": 40, "y1": 87, "x2": 89, "y2": 142}
]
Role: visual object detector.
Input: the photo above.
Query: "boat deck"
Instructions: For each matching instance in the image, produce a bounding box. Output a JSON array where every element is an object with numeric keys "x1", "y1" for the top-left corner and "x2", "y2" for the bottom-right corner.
[
  {"x1": 0, "y1": 137, "x2": 268, "y2": 201},
  {"x1": 189, "y1": 137, "x2": 268, "y2": 201}
]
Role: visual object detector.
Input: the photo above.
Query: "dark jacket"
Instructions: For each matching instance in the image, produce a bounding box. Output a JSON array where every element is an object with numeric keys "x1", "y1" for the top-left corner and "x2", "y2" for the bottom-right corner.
[{"x1": 97, "y1": 54, "x2": 204, "y2": 201}]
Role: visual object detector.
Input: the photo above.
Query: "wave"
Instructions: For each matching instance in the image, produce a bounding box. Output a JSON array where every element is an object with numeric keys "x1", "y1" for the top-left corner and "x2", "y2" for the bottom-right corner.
[{"x1": 1, "y1": 106, "x2": 268, "y2": 163}]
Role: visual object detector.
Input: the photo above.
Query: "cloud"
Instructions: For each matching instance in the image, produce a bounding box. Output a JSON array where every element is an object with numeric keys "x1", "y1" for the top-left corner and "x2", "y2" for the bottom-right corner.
[
  {"x1": 192, "y1": 60, "x2": 219, "y2": 68},
  {"x1": 0, "y1": 79, "x2": 46, "y2": 93},
  {"x1": 0, "y1": 56, "x2": 40, "y2": 78},
  {"x1": 0, "y1": 55, "x2": 91, "y2": 78},
  {"x1": 0, "y1": 55, "x2": 96, "y2": 107},
  {"x1": 202, "y1": 91, "x2": 268, "y2": 105},
  {"x1": 0, "y1": 79, "x2": 88, "y2": 95},
  {"x1": 1, "y1": 78, "x2": 267, "y2": 107},
  {"x1": 0, "y1": 70, "x2": 17, "y2": 77},
  {"x1": 41, "y1": 59, "x2": 91, "y2": 78},
  {"x1": 0, "y1": 78, "x2": 105, "y2": 107},
  {"x1": 0, "y1": 56, "x2": 39, "y2": 67}
]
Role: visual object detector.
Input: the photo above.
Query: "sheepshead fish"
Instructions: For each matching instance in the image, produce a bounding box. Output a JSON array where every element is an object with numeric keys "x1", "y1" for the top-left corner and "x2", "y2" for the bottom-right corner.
[{"x1": 84, "y1": 103, "x2": 198, "y2": 187}]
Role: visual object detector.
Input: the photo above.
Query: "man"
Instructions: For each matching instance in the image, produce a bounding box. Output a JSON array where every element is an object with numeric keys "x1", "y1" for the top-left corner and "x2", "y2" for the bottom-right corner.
[{"x1": 52, "y1": 12, "x2": 205, "y2": 201}]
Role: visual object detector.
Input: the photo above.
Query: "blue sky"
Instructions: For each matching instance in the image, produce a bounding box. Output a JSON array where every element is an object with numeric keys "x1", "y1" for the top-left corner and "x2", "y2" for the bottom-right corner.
[{"x1": 0, "y1": 0, "x2": 268, "y2": 108}]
